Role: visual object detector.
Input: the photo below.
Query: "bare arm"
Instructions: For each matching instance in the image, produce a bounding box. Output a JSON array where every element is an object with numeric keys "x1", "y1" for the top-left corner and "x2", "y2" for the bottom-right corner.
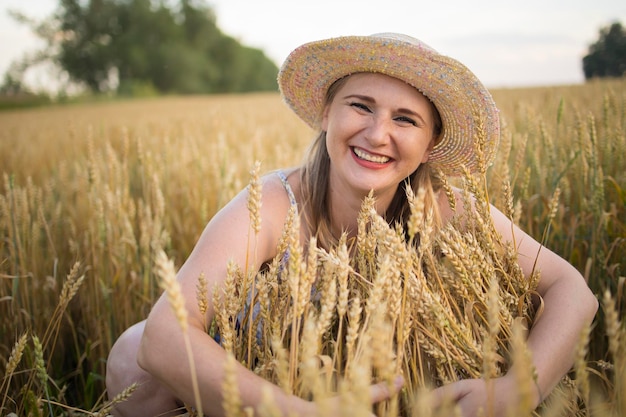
[
  {"x1": 433, "y1": 194, "x2": 598, "y2": 416},
  {"x1": 491, "y1": 205, "x2": 598, "y2": 404},
  {"x1": 137, "y1": 176, "x2": 305, "y2": 416}
]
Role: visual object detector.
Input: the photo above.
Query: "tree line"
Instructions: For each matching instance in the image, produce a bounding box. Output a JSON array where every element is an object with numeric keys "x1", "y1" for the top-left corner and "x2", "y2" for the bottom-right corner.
[
  {"x1": 1, "y1": 3, "x2": 624, "y2": 100},
  {"x1": 583, "y1": 21, "x2": 626, "y2": 80},
  {"x1": 2, "y1": 0, "x2": 279, "y2": 97}
]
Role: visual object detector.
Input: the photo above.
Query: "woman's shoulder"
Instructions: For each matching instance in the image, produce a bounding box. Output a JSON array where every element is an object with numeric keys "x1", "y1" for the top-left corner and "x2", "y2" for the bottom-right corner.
[
  {"x1": 258, "y1": 167, "x2": 301, "y2": 207},
  {"x1": 254, "y1": 167, "x2": 303, "y2": 231},
  {"x1": 252, "y1": 168, "x2": 303, "y2": 253},
  {"x1": 210, "y1": 168, "x2": 301, "y2": 229},
  {"x1": 198, "y1": 168, "x2": 302, "y2": 266}
]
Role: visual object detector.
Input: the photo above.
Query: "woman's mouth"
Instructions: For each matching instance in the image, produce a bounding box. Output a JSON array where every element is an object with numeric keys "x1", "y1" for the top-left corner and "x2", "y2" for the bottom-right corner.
[{"x1": 352, "y1": 147, "x2": 391, "y2": 164}]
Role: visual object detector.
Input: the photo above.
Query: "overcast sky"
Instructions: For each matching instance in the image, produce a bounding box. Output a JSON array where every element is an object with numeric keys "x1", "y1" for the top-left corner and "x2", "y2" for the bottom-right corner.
[{"x1": 1, "y1": 0, "x2": 625, "y2": 90}]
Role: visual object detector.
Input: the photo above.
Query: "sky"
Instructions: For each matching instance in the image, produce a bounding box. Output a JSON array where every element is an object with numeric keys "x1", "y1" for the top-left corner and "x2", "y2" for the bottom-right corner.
[{"x1": 1, "y1": 0, "x2": 625, "y2": 91}]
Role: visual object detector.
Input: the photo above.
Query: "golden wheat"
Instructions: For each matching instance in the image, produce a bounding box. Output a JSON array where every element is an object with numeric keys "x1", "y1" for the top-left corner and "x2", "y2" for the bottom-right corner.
[{"x1": 1, "y1": 80, "x2": 624, "y2": 415}]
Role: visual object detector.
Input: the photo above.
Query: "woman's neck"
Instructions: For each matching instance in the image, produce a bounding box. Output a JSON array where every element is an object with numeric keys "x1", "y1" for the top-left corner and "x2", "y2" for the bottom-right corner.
[{"x1": 327, "y1": 181, "x2": 397, "y2": 240}]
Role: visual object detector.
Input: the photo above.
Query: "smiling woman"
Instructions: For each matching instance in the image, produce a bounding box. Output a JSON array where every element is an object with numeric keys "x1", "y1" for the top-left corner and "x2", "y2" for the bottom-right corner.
[{"x1": 104, "y1": 32, "x2": 598, "y2": 417}]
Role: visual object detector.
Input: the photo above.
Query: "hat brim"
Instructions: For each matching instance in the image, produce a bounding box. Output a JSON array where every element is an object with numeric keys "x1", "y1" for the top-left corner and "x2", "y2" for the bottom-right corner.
[{"x1": 278, "y1": 35, "x2": 500, "y2": 176}]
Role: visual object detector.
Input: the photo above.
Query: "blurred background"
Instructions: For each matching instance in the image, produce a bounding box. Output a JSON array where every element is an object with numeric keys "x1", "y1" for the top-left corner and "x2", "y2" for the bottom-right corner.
[{"x1": 0, "y1": 0, "x2": 625, "y2": 103}]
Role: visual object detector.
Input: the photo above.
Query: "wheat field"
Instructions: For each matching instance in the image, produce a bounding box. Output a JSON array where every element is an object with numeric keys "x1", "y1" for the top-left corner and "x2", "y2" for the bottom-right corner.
[{"x1": 0, "y1": 79, "x2": 624, "y2": 416}]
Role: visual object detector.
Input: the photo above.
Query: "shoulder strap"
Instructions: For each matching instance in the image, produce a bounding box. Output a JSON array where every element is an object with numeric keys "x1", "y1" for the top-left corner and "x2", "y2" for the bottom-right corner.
[{"x1": 276, "y1": 171, "x2": 298, "y2": 212}]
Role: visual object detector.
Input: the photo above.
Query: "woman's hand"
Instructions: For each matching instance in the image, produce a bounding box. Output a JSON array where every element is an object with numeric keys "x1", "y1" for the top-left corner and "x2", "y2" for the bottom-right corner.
[
  {"x1": 300, "y1": 376, "x2": 405, "y2": 417},
  {"x1": 370, "y1": 376, "x2": 405, "y2": 403},
  {"x1": 429, "y1": 374, "x2": 535, "y2": 417}
]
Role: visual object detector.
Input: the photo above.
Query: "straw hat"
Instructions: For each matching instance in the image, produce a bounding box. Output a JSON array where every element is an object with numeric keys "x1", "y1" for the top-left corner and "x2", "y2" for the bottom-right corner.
[{"x1": 278, "y1": 33, "x2": 500, "y2": 176}]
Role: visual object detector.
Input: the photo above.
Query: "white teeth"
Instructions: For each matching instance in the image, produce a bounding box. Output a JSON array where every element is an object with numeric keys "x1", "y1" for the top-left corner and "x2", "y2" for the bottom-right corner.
[{"x1": 353, "y1": 147, "x2": 390, "y2": 163}]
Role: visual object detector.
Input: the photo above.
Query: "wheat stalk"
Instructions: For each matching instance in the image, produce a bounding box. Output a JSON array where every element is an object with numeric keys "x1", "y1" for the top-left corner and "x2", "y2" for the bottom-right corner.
[
  {"x1": 574, "y1": 322, "x2": 591, "y2": 408},
  {"x1": 222, "y1": 352, "x2": 243, "y2": 417},
  {"x1": 0, "y1": 333, "x2": 28, "y2": 412},
  {"x1": 154, "y1": 249, "x2": 202, "y2": 416},
  {"x1": 94, "y1": 382, "x2": 138, "y2": 417}
]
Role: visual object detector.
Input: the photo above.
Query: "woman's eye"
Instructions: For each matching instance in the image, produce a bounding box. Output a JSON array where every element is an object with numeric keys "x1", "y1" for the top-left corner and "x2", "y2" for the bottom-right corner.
[
  {"x1": 395, "y1": 116, "x2": 418, "y2": 126},
  {"x1": 350, "y1": 102, "x2": 371, "y2": 112}
]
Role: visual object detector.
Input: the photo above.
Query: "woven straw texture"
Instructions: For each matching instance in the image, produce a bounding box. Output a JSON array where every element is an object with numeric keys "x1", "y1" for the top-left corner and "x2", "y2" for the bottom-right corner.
[{"x1": 278, "y1": 33, "x2": 500, "y2": 176}]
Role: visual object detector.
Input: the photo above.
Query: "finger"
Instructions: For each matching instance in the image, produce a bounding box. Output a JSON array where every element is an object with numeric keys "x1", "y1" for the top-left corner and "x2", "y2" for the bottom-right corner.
[
  {"x1": 369, "y1": 375, "x2": 404, "y2": 403},
  {"x1": 429, "y1": 381, "x2": 465, "y2": 408}
]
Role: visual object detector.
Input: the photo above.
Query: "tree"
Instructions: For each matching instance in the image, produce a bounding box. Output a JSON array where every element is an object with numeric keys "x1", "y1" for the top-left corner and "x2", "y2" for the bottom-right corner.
[
  {"x1": 583, "y1": 21, "x2": 626, "y2": 80},
  {"x1": 1, "y1": 10, "x2": 65, "y2": 95},
  {"x1": 3, "y1": 0, "x2": 279, "y2": 95}
]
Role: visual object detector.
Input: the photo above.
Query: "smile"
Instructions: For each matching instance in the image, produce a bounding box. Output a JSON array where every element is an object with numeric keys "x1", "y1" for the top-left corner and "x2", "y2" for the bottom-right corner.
[{"x1": 352, "y1": 147, "x2": 390, "y2": 164}]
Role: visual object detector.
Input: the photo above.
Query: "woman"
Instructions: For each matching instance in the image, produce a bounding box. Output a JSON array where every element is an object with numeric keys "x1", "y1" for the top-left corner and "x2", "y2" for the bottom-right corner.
[{"x1": 105, "y1": 33, "x2": 598, "y2": 417}]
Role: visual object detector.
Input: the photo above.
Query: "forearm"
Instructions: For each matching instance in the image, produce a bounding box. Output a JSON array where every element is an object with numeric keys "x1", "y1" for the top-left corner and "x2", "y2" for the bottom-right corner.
[
  {"x1": 138, "y1": 306, "x2": 307, "y2": 417},
  {"x1": 523, "y1": 275, "x2": 598, "y2": 404}
]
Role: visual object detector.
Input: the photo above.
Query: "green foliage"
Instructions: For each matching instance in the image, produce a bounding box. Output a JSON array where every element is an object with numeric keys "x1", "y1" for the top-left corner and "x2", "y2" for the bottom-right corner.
[
  {"x1": 117, "y1": 79, "x2": 159, "y2": 97},
  {"x1": 4, "y1": 0, "x2": 279, "y2": 96},
  {"x1": 583, "y1": 21, "x2": 626, "y2": 79}
]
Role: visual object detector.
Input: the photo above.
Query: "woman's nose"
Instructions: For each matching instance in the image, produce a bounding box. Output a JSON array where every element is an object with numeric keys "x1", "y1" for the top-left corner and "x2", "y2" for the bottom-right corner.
[{"x1": 365, "y1": 116, "x2": 392, "y2": 146}]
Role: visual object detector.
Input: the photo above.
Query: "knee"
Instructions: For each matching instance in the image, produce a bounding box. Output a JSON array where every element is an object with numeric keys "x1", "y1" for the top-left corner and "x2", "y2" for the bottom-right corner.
[
  {"x1": 106, "y1": 320, "x2": 147, "y2": 398},
  {"x1": 105, "y1": 320, "x2": 181, "y2": 416}
]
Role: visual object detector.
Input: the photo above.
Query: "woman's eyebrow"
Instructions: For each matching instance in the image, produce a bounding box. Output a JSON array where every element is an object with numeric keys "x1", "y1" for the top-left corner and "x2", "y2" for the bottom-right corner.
[{"x1": 342, "y1": 93, "x2": 375, "y2": 103}]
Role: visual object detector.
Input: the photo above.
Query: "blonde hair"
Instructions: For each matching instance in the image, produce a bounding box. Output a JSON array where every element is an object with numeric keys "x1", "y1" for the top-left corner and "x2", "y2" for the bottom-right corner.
[{"x1": 299, "y1": 75, "x2": 444, "y2": 250}]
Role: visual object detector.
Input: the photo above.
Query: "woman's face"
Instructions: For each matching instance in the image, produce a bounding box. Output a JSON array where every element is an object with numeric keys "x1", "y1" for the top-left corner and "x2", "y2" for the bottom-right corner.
[{"x1": 321, "y1": 72, "x2": 436, "y2": 199}]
